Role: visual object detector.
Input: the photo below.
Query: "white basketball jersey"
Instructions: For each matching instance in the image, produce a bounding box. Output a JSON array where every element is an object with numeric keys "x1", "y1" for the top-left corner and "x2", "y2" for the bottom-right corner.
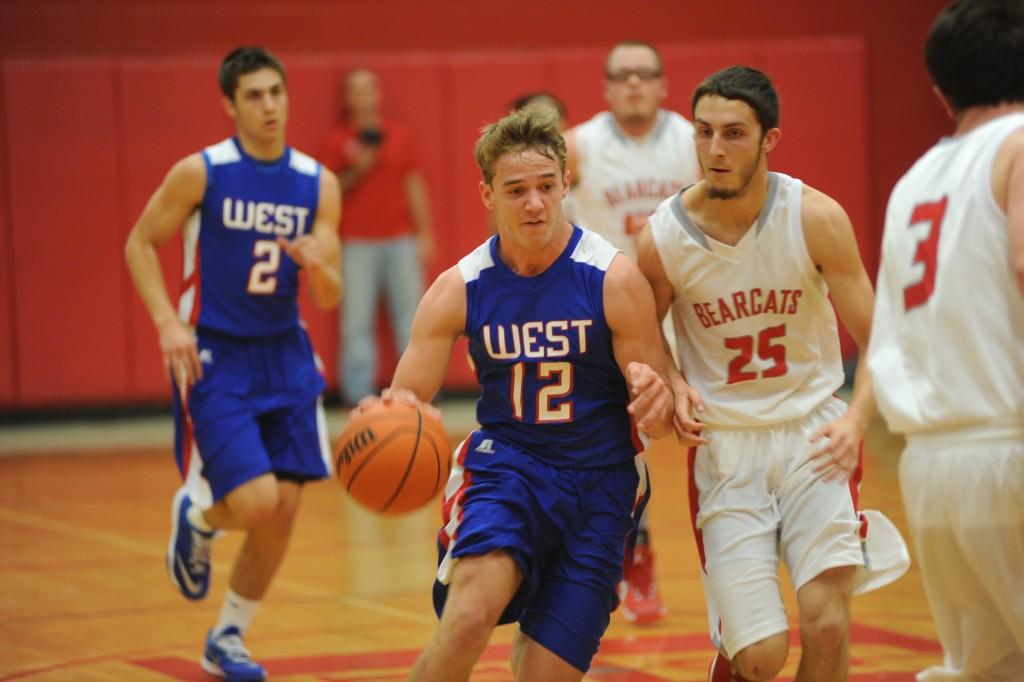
[
  {"x1": 650, "y1": 172, "x2": 844, "y2": 427},
  {"x1": 869, "y1": 113, "x2": 1024, "y2": 435},
  {"x1": 569, "y1": 110, "x2": 700, "y2": 259}
]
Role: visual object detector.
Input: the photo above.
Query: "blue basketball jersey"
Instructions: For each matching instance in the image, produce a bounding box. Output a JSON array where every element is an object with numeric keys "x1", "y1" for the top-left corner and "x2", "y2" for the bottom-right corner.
[
  {"x1": 459, "y1": 226, "x2": 643, "y2": 468},
  {"x1": 179, "y1": 137, "x2": 321, "y2": 337}
]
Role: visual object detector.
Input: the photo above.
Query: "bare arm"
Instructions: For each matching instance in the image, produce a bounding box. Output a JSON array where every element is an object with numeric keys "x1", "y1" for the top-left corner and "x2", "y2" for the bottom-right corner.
[
  {"x1": 636, "y1": 224, "x2": 706, "y2": 444},
  {"x1": 802, "y1": 187, "x2": 876, "y2": 480},
  {"x1": 278, "y1": 169, "x2": 343, "y2": 310},
  {"x1": 993, "y1": 127, "x2": 1024, "y2": 296},
  {"x1": 124, "y1": 153, "x2": 207, "y2": 384},
  {"x1": 603, "y1": 254, "x2": 674, "y2": 438},
  {"x1": 362, "y1": 266, "x2": 465, "y2": 416},
  {"x1": 404, "y1": 170, "x2": 437, "y2": 268}
]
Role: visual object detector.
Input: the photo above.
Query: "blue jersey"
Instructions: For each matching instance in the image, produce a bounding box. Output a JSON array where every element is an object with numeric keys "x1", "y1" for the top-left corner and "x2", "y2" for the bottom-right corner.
[
  {"x1": 179, "y1": 137, "x2": 321, "y2": 338},
  {"x1": 459, "y1": 226, "x2": 643, "y2": 468}
]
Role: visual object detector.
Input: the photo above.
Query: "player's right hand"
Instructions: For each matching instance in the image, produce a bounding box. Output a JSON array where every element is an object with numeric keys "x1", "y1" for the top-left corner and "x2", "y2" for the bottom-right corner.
[
  {"x1": 354, "y1": 387, "x2": 442, "y2": 421},
  {"x1": 671, "y1": 380, "x2": 707, "y2": 446},
  {"x1": 158, "y1": 317, "x2": 202, "y2": 387}
]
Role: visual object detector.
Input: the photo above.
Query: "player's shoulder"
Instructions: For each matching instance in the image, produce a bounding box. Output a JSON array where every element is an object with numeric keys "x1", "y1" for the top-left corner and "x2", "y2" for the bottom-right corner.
[
  {"x1": 800, "y1": 181, "x2": 848, "y2": 228},
  {"x1": 663, "y1": 109, "x2": 696, "y2": 132},
  {"x1": 457, "y1": 238, "x2": 497, "y2": 283},
  {"x1": 570, "y1": 228, "x2": 619, "y2": 271},
  {"x1": 571, "y1": 111, "x2": 613, "y2": 139}
]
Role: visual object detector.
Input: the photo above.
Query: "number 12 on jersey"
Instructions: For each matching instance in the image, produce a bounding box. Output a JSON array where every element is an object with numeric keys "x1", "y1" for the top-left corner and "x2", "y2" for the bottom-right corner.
[{"x1": 510, "y1": 361, "x2": 574, "y2": 423}]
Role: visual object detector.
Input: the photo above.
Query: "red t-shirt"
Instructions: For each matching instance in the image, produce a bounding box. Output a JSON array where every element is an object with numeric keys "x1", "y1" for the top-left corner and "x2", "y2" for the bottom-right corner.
[{"x1": 321, "y1": 120, "x2": 417, "y2": 240}]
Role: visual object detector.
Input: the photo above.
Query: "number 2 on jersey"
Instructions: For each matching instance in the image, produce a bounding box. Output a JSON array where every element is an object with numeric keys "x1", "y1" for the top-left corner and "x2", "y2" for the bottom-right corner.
[
  {"x1": 903, "y1": 196, "x2": 947, "y2": 311},
  {"x1": 725, "y1": 324, "x2": 787, "y2": 384},
  {"x1": 247, "y1": 240, "x2": 280, "y2": 294},
  {"x1": 510, "y1": 361, "x2": 573, "y2": 423}
]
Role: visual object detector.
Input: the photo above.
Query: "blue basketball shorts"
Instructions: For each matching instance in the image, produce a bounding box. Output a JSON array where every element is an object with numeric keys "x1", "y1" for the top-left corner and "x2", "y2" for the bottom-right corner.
[
  {"x1": 172, "y1": 325, "x2": 331, "y2": 507},
  {"x1": 432, "y1": 431, "x2": 650, "y2": 672}
]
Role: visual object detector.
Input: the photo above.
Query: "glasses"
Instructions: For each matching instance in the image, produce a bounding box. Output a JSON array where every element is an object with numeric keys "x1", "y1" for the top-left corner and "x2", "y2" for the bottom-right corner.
[{"x1": 605, "y1": 68, "x2": 662, "y2": 83}]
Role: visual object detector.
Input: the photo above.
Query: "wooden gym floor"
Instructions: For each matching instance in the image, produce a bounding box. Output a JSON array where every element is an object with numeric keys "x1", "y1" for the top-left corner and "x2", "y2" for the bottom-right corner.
[{"x1": 0, "y1": 399, "x2": 942, "y2": 681}]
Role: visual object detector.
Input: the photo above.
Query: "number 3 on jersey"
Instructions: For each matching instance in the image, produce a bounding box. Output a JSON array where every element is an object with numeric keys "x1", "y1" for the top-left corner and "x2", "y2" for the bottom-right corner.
[
  {"x1": 510, "y1": 361, "x2": 573, "y2": 423},
  {"x1": 903, "y1": 196, "x2": 947, "y2": 311}
]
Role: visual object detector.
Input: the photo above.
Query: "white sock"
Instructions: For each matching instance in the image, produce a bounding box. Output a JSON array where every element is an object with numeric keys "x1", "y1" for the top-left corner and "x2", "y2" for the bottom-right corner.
[
  {"x1": 186, "y1": 503, "x2": 214, "y2": 533},
  {"x1": 214, "y1": 589, "x2": 260, "y2": 637}
]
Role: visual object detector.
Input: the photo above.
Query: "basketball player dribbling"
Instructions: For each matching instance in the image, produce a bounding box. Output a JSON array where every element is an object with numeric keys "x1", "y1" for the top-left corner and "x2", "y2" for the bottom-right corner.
[
  {"x1": 124, "y1": 47, "x2": 342, "y2": 680},
  {"x1": 637, "y1": 66, "x2": 909, "y2": 681},
  {"x1": 868, "y1": 1, "x2": 1024, "y2": 679},
  {"x1": 356, "y1": 104, "x2": 675, "y2": 682},
  {"x1": 564, "y1": 39, "x2": 702, "y2": 624}
]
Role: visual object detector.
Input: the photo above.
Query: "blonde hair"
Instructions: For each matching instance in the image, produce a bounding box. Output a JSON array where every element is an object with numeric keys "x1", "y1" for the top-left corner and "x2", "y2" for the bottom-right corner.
[{"x1": 474, "y1": 104, "x2": 567, "y2": 185}]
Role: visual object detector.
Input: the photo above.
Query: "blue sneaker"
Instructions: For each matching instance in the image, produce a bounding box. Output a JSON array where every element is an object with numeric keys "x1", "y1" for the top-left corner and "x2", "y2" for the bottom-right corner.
[
  {"x1": 167, "y1": 486, "x2": 214, "y2": 600},
  {"x1": 201, "y1": 626, "x2": 267, "y2": 681}
]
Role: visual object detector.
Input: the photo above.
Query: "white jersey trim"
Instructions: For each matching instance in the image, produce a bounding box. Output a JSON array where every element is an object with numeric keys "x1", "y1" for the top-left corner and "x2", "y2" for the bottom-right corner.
[
  {"x1": 204, "y1": 138, "x2": 241, "y2": 166},
  {"x1": 289, "y1": 148, "x2": 320, "y2": 177},
  {"x1": 457, "y1": 239, "x2": 496, "y2": 284},
  {"x1": 570, "y1": 228, "x2": 618, "y2": 271}
]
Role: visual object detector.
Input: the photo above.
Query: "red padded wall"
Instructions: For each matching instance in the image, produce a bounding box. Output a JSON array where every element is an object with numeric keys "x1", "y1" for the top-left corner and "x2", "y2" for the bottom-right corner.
[
  {"x1": 0, "y1": 68, "x2": 16, "y2": 405},
  {"x1": 5, "y1": 60, "x2": 129, "y2": 405},
  {"x1": 119, "y1": 57, "x2": 228, "y2": 401}
]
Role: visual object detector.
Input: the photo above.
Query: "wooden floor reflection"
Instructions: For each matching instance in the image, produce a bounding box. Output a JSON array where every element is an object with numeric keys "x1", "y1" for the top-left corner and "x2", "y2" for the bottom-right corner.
[{"x1": 0, "y1": 413, "x2": 940, "y2": 681}]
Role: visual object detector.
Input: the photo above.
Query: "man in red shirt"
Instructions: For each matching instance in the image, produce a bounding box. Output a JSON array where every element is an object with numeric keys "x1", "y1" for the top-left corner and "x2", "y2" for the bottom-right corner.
[{"x1": 321, "y1": 68, "x2": 436, "y2": 405}]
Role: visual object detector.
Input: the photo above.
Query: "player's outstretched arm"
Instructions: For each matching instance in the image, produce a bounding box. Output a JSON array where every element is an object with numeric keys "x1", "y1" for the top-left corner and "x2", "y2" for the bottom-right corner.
[
  {"x1": 635, "y1": 225, "x2": 706, "y2": 445},
  {"x1": 277, "y1": 169, "x2": 343, "y2": 310},
  {"x1": 802, "y1": 187, "x2": 875, "y2": 481},
  {"x1": 604, "y1": 254, "x2": 675, "y2": 439},
  {"x1": 995, "y1": 127, "x2": 1024, "y2": 296},
  {"x1": 124, "y1": 153, "x2": 206, "y2": 385},
  {"x1": 360, "y1": 266, "x2": 466, "y2": 418}
]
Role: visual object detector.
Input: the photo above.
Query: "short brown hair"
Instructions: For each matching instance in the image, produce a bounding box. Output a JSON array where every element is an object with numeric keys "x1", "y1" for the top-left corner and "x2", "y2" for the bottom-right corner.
[
  {"x1": 474, "y1": 104, "x2": 567, "y2": 185},
  {"x1": 219, "y1": 46, "x2": 286, "y2": 100}
]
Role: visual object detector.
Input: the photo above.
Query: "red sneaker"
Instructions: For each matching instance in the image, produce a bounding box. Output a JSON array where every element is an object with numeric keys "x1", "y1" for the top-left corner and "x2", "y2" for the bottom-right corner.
[
  {"x1": 708, "y1": 652, "x2": 748, "y2": 682},
  {"x1": 619, "y1": 544, "x2": 666, "y2": 624}
]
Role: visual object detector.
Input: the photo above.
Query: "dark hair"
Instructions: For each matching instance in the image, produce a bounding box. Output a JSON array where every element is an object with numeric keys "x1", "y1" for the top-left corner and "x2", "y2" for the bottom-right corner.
[
  {"x1": 218, "y1": 47, "x2": 287, "y2": 100},
  {"x1": 509, "y1": 91, "x2": 567, "y2": 119},
  {"x1": 605, "y1": 40, "x2": 663, "y2": 76},
  {"x1": 925, "y1": 0, "x2": 1024, "y2": 112},
  {"x1": 691, "y1": 65, "x2": 780, "y2": 133},
  {"x1": 475, "y1": 104, "x2": 566, "y2": 185}
]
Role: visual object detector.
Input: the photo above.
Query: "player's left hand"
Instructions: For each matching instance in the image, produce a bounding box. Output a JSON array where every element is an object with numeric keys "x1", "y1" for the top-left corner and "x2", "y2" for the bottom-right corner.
[
  {"x1": 808, "y1": 415, "x2": 862, "y2": 483},
  {"x1": 277, "y1": 235, "x2": 326, "y2": 271},
  {"x1": 625, "y1": 362, "x2": 674, "y2": 438}
]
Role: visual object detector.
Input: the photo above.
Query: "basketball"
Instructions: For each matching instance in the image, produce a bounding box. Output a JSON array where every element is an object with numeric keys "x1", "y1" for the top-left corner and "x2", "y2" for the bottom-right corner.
[{"x1": 334, "y1": 401, "x2": 451, "y2": 515}]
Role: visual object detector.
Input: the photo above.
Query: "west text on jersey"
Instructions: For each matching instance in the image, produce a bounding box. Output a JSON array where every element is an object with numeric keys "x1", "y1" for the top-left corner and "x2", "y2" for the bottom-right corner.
[
  {"x1": 222, "y1": 198, "x2": 311, "y2": 235},
  {"x1": 692, "y1": 288, "x2": 803, "y2": 329},
  {"x1": 482, "y1": 320, "x2": 593, "y2": 360}
]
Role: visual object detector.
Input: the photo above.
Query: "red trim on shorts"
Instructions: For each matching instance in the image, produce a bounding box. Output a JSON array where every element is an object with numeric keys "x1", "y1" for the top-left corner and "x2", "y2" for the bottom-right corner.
[
  {"x1": 687, "y1": 446, "x2": 708, "y2": 572},
  {"x1": 848, "y1": 442, "x2": 868, "y2": 538},
  {"x1": 185, "y1": 238, "x2": 201, "y2": 327},
  {"x1": 180, "y1": 382, "x2": 196, "y2": 480},
  {"x1": 438, "y1": 436, "x2": 473, "y2": 550}
]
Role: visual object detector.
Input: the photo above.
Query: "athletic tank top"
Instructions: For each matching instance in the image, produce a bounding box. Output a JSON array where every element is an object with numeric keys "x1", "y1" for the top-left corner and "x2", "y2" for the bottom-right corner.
[
  {"x1": 459, "y1": 226, "x2": 643, "y2": 467},
  {"x1": 568, "y1": 110, "x2": 700, "y2": 259},
  {"x1": 650, "y1": 172, "x2": 844, "y2": 427},
  {"x1": 179, "y1": 137, "x2": 321, "y2": 338},
  {"x1": 869, "y1": 113, "x2": 1024, "y2": 434}
]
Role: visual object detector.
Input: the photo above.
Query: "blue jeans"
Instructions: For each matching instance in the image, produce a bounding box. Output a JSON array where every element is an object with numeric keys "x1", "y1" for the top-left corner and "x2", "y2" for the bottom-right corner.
[{"x1": 339, "y1": 236, "x2": 423, "y2": 405}]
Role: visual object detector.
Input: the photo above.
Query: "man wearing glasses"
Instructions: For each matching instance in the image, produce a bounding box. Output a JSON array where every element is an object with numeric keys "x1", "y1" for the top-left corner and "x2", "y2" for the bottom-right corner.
[{"x1": 564, "y1": 40, "x2": 701, "y2": 625}]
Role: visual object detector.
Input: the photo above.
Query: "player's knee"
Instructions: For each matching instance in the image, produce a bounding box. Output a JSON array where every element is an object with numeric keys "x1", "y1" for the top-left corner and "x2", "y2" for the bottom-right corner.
[
  {"x1": 225, "y1": 478, "x2": 281, "y2": 527},
  {"x1": 440, "y1": 596, "x2": 499, "y2": 649},
  {"x1": 733, "y1": 632, "x2": 788, "y2": 682},
  {"x1": 799, "y1": 607, "x2": 849, "y2": 660}
]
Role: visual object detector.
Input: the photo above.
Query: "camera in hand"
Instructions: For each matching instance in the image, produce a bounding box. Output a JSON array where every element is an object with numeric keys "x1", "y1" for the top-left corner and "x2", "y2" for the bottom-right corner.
[{"x1": 358, "y1": 127, "x2": 385, "y2": 146}]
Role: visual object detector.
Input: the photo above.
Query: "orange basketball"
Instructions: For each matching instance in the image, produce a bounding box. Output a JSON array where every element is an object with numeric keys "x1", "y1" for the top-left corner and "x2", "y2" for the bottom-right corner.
[{"x1": 334, "y1": 401, "x2": 451, "y2": 515}]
